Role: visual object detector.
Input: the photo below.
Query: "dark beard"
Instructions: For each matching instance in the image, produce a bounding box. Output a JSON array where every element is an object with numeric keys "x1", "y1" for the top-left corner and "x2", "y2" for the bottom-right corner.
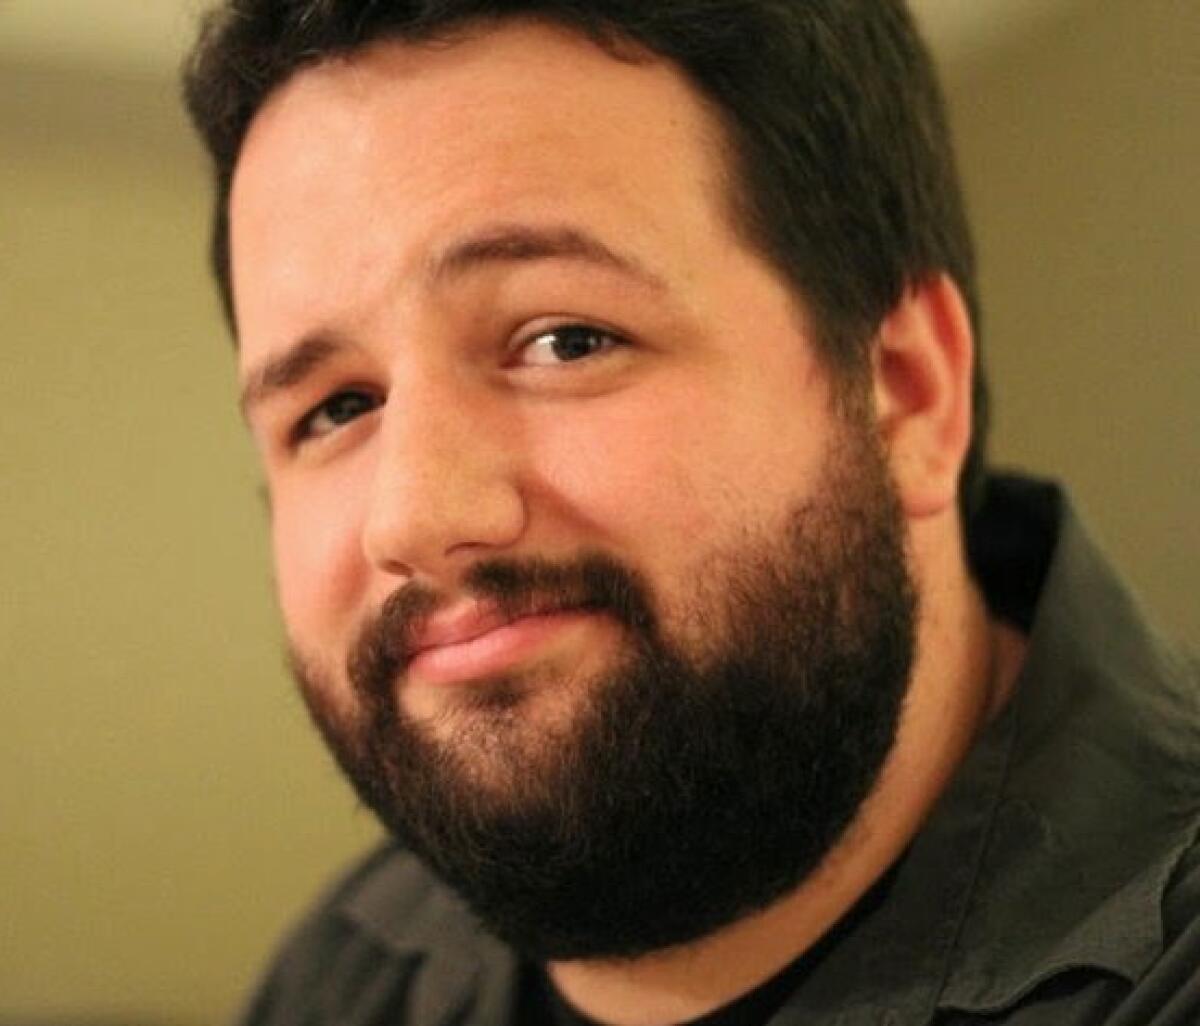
[{"x1": 291, "y1": 424, "x2": 916, "y2": 962}]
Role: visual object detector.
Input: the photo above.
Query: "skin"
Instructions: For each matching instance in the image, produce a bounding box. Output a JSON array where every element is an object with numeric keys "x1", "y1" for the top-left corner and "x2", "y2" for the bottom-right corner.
[{"x1": 230, "y1": 19, "x2": 1026, "y2": 1025}]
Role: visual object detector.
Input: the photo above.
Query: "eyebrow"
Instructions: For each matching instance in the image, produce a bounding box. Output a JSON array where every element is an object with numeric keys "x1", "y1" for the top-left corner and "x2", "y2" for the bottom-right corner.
[
  {"x1": 239, "y1": 224, "x2": 665, "y2": 417},
  {"x1": 427, "y1": 223, "x2": 667, "y2": 292},
  {"x1": 239, "y1": 333, "x2": 346, "y2": 418}
]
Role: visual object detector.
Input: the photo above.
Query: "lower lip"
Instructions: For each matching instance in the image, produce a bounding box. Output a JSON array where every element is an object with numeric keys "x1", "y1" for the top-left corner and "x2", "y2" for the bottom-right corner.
[{"x1": 407, "y1": 610, "x2": 596, "y2": 686}]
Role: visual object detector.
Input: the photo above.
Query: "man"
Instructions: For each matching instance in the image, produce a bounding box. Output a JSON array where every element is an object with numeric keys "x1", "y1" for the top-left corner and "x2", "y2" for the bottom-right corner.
[{"x1": 182, "y1": 2, "x2": 1200, "y2": 1023}]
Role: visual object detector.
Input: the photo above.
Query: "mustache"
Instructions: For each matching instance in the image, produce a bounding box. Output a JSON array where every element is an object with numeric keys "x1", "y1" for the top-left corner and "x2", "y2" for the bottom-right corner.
[{"x1": 347, "y1": 551, "x2": 658, "y2": 701}]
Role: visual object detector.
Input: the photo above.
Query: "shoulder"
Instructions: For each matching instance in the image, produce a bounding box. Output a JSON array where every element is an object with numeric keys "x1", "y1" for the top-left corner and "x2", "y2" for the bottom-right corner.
[
  {"x1": 235, "y1": 843, "x2": 437, "y2": 1026},
  {"x1": 1106, "y1": 832, "x2": 1200, "y2": 1024},
  {"x1": 946, "y1": 475, "x2": 1200, "y2": 1021},
  {"x1": 235, "y1": 841, "x2": 520, "y2": 1026}
]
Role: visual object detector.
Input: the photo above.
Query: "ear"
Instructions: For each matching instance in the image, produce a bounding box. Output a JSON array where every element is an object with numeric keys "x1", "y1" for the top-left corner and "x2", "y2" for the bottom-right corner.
[{"x1": 871, "y1": 274, "x2": 974, "y2": 520}]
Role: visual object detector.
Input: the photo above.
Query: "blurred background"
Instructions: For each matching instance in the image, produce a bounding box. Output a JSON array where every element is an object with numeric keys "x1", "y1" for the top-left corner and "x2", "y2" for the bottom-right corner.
[{"x1": 1, "y1": 0, "x2": 1196, "y2": 1022}]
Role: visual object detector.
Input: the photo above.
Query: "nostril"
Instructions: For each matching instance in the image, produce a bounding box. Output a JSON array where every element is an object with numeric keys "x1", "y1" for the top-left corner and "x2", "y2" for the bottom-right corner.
[{"x1": 377, "y1": 555, "x2": 414, "y2": 578}]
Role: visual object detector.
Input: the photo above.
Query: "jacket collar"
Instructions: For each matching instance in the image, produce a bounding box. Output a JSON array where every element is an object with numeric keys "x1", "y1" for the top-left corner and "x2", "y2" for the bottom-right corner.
[{"x1": 935, "y1": 476, "x2": 1200, "y2": 1014}]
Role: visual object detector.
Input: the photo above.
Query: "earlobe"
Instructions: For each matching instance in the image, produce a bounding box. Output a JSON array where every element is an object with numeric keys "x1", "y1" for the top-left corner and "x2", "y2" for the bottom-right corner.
[{"x1": 872, "y1": 274, "x2": 974, "y2": 520}]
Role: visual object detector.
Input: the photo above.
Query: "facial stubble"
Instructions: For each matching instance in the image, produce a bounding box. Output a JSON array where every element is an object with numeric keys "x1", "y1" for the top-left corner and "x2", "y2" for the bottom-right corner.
[{"x1": 290, "y1": 420, "x2": 916, "y2": 961}]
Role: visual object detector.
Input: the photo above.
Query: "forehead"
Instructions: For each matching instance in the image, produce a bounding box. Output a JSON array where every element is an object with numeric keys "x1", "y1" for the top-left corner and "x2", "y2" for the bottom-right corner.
[
  {"x1": 237, "y1": 17, "x2": 725, "y2": 175},
  {"x1": 228, "y1": 19, "x2": 742, "y2": 351}
]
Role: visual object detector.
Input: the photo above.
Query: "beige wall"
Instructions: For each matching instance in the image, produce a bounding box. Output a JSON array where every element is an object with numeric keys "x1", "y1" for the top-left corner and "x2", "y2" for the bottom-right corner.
[
  {"x1": 1, "y1": 64, "x2": 382, "y2": 1023},
  {"x1": 1, "y1": 1, "x2": 1195, "y2": 1021},
  {"x1": 946, "y1": 0, "x2": 1199, "y2": 647}
]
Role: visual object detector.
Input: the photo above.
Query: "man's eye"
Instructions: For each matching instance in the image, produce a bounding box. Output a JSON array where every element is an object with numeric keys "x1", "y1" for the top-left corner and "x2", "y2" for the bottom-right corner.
[
  {"x1": 294, "y1": 390, "x2": 381, "y2": 443},
  {"x1": 518, "y1": 323, "x2": 625, "y2": 367}
]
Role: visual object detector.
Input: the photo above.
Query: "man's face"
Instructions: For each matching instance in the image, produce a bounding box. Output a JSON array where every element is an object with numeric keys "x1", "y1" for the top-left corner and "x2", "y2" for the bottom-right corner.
[{"x1": 231, "y1": 20, "x2": 915, "y2": 958}]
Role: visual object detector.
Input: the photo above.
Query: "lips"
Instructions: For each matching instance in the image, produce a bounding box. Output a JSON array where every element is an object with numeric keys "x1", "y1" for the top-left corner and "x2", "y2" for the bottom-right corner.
[
  {"x1": 408, "y1": 600, "x2": 530, "y2": 656},
  {"x1": 401, "y1": 599, "x2": 592, "y2": 687}
]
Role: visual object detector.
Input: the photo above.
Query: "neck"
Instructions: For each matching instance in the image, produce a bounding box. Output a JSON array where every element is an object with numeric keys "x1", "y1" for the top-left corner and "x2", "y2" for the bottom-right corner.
[{"x1": 548, "y1": 514, "x2": 1026, "y2": 1026}]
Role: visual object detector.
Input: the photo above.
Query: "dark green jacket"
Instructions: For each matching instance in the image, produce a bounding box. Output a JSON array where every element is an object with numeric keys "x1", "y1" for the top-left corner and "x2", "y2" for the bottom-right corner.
[{"x1": 239, "y1": 477, "x2": 1200, "y2": 1025}]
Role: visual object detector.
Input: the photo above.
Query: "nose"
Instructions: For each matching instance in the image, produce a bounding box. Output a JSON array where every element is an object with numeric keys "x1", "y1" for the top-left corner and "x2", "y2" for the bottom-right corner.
[{"x1": 361, "y1": 373, "x2": 528, "y2": 582}]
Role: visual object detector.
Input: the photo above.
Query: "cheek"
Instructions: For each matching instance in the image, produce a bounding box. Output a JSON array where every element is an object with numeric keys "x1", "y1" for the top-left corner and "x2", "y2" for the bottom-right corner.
[
  {"x1": 270, "y1": 475, "x2": 370, "y2": 648},
  {"x1": 524, "y1": 390, "x2": 757, "y2": 556},
  {"x1": 519, "y1": 371, "x2": 835, "y2": 594}
]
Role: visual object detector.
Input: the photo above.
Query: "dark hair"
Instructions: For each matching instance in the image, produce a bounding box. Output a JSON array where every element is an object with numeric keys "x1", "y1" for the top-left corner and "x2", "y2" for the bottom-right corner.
[{"x1": 182, "y1": 0, "x2": 988, "y2": 518}]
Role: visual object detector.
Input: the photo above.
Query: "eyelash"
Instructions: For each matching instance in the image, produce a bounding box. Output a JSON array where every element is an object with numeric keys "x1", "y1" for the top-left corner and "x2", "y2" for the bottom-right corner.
[
  {"x1": 515, "y1": 322, "x2": 628, "y2": 367},
  {"x1": 291, "y1": 389, "x2": 382, "y2": 447}
]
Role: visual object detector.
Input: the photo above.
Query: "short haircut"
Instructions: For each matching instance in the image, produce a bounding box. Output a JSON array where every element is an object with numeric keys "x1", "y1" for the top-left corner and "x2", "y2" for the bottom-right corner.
[{"x1": 182, "y1": 0, "x2": 988, "y2": 518}]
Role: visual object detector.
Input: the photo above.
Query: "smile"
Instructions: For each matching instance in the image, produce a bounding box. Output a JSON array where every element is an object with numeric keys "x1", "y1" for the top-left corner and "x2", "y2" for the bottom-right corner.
[{"x1": 407, "y1": 605, "x2": 596, "y2": 686}]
